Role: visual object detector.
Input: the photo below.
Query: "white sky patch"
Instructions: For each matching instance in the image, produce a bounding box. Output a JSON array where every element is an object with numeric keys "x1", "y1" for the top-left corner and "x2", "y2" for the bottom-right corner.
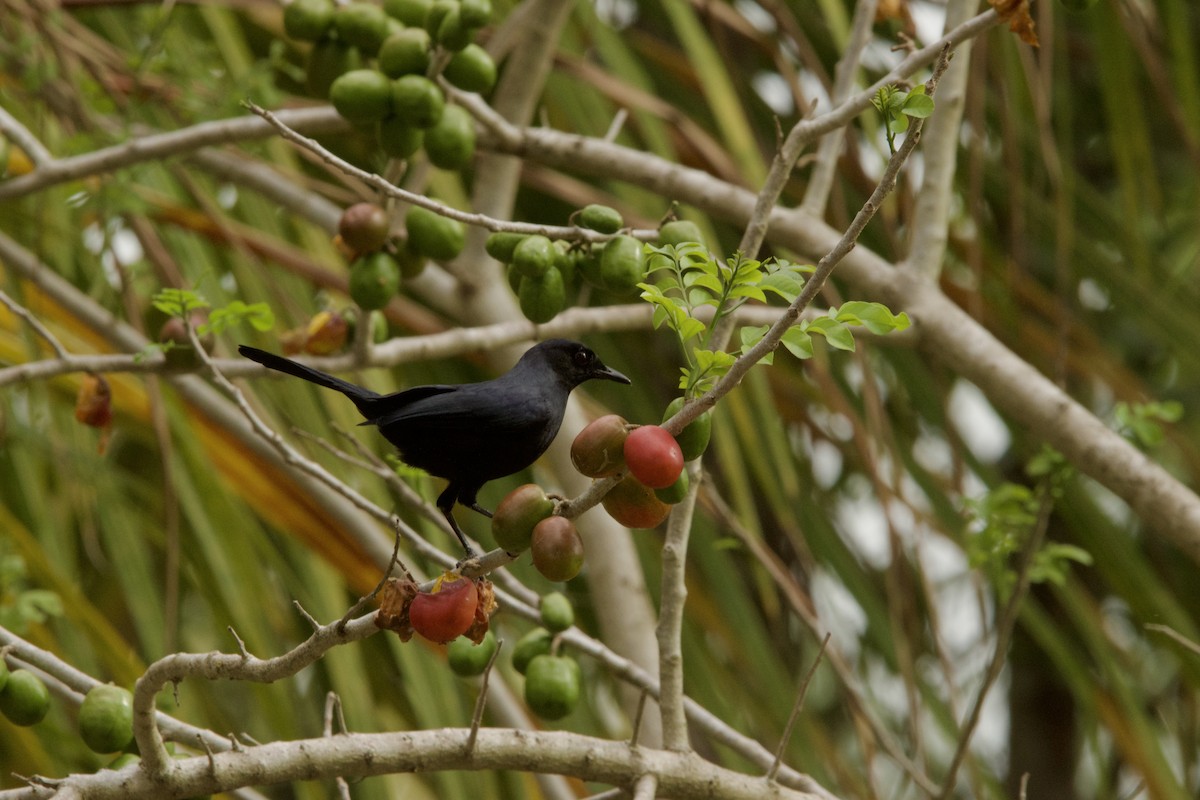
[
  {"x1": 810, "y1": 437, "x2": 844, "y2": 489},
  {"x1": 795, "y1": 68, "x2": 830, "y2": 116},
  {"x1": 835, "y1": 492, "x2": 891, "y2": 569},
  {"x1": 217, "y1": 183, "x2": 239, "y2": 210},
  {"x1": 593, "y1": 0, "x2": 637, "y2": 29},
  {"x1": 1077, "y1": 277, "x2": 1111, "y2": 311},
  {"x1": 811, "y1": 567, "x2": 868, "y2": 660},
  {"x1": 948, "y1": 379, "x2": 1011, "y2": 463},
  {"x1": 752, "y1": 71, "x2": 794, "y2": 117},
  {"x1": 913, "y1": 424, "x2": 955, "y2": 476},
  {"x1": 910, "y1": 0, "x2": 948, "y2": 45},
  {"x1": 83, "y1": 219, "x2": 144, "y2": 290},
  {"x1": 733, "y1": 0, "x2": 775, "y2": 33}
]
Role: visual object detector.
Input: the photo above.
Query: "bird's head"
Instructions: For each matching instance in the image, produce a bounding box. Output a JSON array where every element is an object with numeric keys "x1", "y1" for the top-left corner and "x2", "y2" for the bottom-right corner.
[{"x1": 524, "y1": 339, "x2": 631, "y2": 389}]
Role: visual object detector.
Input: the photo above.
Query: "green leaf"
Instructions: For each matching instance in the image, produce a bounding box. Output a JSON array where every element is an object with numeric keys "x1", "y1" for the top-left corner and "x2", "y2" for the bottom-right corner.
[
  {"x1": 780, "y1": 328, "x2": 813, "y2": 360},
  {"x1": 834, "y1": 301, "x2": 912, "y2": 335},
  {"x1": 729, "y1": 284, "x2": 766, "y2": 302},
  {"x1": 759, "y1": 270, "x2": 807, "y2": 302},
  {"x1": 902, "y1": 91, "x2": 935, "y2": 119},
  {"x1": 806, "y1": 317, "x2": 856, "y2": 351},
  {"x1": 152, "y1": 288, "x2": 209, "y2": 318},
  {"x1": 204, "y1": 301, "x2": 276, "y2": 336}
]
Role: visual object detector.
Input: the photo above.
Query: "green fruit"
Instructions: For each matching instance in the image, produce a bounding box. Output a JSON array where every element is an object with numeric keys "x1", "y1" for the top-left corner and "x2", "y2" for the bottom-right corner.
[
  {"x1": 391, "y1": 74, "x2": 445, "y2": 128},
  {"x1": 435, "y1": 7, "x2": 472, "y2": 50},
  {"x1": 599, "y1": 234, "x2": 644, "y2": 295},
  {"x1": 283, "y1": 0, "x2": 336, "y2": 41},
  {"x1": 424, "y1": 105, "x2": 476, "y2": 170},
  {"x1": 0, "y1": 669, "x2": 50, "y2": 726},
  {"x1": 444, "y1": 44, "x2": 497, "y2": 94},
  {"x1": 306, "y1": 40, "x2": 363, "y2": 99},
  {"x1": 395, "y1": 240, "x2": 427, "y2": 277},
  {"x1": 662, "y1": 397, "x2": 713, "y2": 461},
  {"x1": 654, "y1": 468, "x2": 690, "y2": 505},
  {"x1": 378, "y1": 117, "x2": 424, "y2": 158},
  {"x1": 0, "y1": 658, "x2": 8, "y2": 693},
  {"x1": 79, "y1": 685, "x2": 134, "y2": 754},
  {"x1": 506, "y1": 263, "x2": 522, "y2": 294},
  {"x1": 511, "y1": 234, "x2": 555, "y2": 278},
  {"x1": 524, "y1": 655, "x2": 581, "y2": 721},
  {"x1": 334, "y1": 2, "x2": 391, "y2": 55},
  {"x1": 579, "y1": 204, "x2": 623, "y2": 234},
  {"x1": 447, "y1": 630, "x2": 498, "y2": 677},
  {"x1": 405, "y1": 205, "x2": 465, "y2": 261},
  {"x1": 106, "y1": 752, "x2": 140, "y2": 771},
  {"x1": 511, "y1": 627, "x2": 553, "y2": 675},
  {"x1": 378, "y1": 28, "x2": 432, "y2": 77},
  {"x1": 492, "y1": 484, "x2": 554, "y2": 552},
  {"x1": 658, "y1": 219, "x2": 704, "y2": 247},
  {"x1": 424, "y1": 0, "x2": 457, "y2": 34},
  {"x1": 518, "y1": 267, "x2": 565, "y2": 324},
  {"x1": 330, "y1": 69, "x2": 394, "y2": 124},
  {"x1": 383, "y1": 0, "x2": 431, "y2": 26},
  {"x1": 459, "y1": 0, "x2": 491, "y2": 27},
  {"x1": 553, "y1": 241, "x2": 580, "y2": 297},
  {"x1": 539, "y1": 592, "x2": 574, "y2": 633},
  {"x1": 485, "y1": 232, "x2": 526, "y2": 262},
  {"x1": 577, "y1": 248, "x2": 604, "y2": 288},
  {"x1": 349, "y1": 251, "x2": 402, "y2": 310}
]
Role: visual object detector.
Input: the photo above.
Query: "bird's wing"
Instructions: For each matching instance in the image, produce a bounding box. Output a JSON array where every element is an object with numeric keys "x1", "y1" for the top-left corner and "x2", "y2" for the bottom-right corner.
[
  {"x1": 357, "y1": 384, "x2": 460, "y2": 425},
  {"x1": 370, "y1": 383, "x2": 553, "y2": 432}
]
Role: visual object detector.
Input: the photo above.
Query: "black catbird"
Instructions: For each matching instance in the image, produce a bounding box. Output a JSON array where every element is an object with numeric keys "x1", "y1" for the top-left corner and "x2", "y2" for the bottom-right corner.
[{"x1": 238, "y1": 339, "x2": 630, "y2": 555}]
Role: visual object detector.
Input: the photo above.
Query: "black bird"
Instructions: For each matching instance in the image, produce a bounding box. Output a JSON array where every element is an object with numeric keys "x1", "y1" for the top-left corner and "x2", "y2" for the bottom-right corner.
[{"x1": 238, "y1": 339, "x2": 630, "y2": 555}]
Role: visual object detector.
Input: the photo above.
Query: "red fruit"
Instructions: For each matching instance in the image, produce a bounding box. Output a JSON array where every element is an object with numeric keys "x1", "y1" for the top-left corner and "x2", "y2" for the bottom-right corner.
[
  {"x1": 530, "y1": 517, "x2": 584, "y2": 582},
  {"x1": 409, "y1": 576, "x2": 479, "y2": 643},
  {"x1": 601, "y1": 475, "x2": 671, "y2": 529},
  {"x1": 623, "y1": 425, "x2": 684, "y2": 489},
  {"x1": 570, "y1": 415, "x2": 628, "y2": 478}
]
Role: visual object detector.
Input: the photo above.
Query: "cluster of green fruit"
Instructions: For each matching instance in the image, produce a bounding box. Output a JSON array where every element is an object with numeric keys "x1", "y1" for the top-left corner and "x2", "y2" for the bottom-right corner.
[
  {"x1": 1, "y1": 661, "x2": 139, "y2": 759},
  {"x1": 487, "y1": 209, "x2": 705, "y2": 326},
  {"x1": 571, "y1": 398, "x2": 712, "y2": 528},
  {"x1": 283, "y1": 0, "x2": 495, "y2": 168},
  {"x1": 448, "y1": 592, "x2": 582, "y2": 721},
  {"x1": 337, "y1": 200, "x2": 468, "y2": 311}
]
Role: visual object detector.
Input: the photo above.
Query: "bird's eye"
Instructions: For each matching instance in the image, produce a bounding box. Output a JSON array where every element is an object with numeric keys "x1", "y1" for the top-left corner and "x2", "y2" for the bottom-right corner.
[{"x1": 572, "y1": 350, "x2": 591, "y2": 368}]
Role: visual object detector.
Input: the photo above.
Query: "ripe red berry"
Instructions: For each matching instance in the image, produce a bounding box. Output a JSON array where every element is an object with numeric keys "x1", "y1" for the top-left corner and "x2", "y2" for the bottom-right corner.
[
  {"x1": 409, "y1": 576, "x2": 479, "y2": 643},
  {"x1": 623, "y1": 425, "x2": 684, "y2": 489}
]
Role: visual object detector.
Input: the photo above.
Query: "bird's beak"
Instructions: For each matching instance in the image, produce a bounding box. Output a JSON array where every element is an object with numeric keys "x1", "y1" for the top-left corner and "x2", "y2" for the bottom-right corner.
[{"x1": 594, "y1": 363, "x2": 631, "y2": 385}]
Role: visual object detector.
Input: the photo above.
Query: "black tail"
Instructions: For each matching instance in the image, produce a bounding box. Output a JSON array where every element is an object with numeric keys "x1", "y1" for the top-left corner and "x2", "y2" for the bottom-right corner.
[{"x1": 238, "y1": 345, "x2": 383, "y2": 417}]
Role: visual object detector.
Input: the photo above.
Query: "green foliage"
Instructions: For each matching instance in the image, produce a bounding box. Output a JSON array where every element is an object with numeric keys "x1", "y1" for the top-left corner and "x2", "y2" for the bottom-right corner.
[
  {"x1": 151, "y1": 289, "x2": 275, "y2": 335},
  {"x1": 966, "y1": 448, "x2": 1091, "y2": 597},
  {"x1": 0, "y1": 552, "x2": 63, "y2": 634},
  {"x1": 640, "y1": 245, "x2": 909, "y2": 395},
  {"x1": 871, "y1": 83, "x2": 935, "y2": 154},
  {"x1": 1114, "y1": 400, "x2": 1183, "y2": 448},
  {"x1": 204, "y1": 300, "x2": 276, "y2": 335}
]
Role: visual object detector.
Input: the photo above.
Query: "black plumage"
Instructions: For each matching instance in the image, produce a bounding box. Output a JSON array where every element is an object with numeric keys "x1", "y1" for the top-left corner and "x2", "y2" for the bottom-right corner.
[{"x1": 239, "y1": 339, "x2": 630, "y2": 555}]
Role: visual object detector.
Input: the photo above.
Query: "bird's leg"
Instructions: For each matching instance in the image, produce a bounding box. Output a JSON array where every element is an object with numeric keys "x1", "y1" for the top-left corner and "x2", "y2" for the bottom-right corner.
[
  {"x1": 437, "y1": 485, "x2": 477, "y2": 558},
  {"x1": 466, "y1": 502, "x2": 493, "y2": 519}
]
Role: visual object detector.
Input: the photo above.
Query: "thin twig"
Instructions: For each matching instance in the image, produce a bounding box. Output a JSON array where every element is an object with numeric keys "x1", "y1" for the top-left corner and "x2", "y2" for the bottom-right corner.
[
  {"x1": 0, "y1": 289, "x2": 70, "y2": 358},
  {"x1": 465, "y1": 639, "x2": 504, "y2": 755},
  {"x1": 768, "y1": 633, "x2": 832, "y2": 782}
]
